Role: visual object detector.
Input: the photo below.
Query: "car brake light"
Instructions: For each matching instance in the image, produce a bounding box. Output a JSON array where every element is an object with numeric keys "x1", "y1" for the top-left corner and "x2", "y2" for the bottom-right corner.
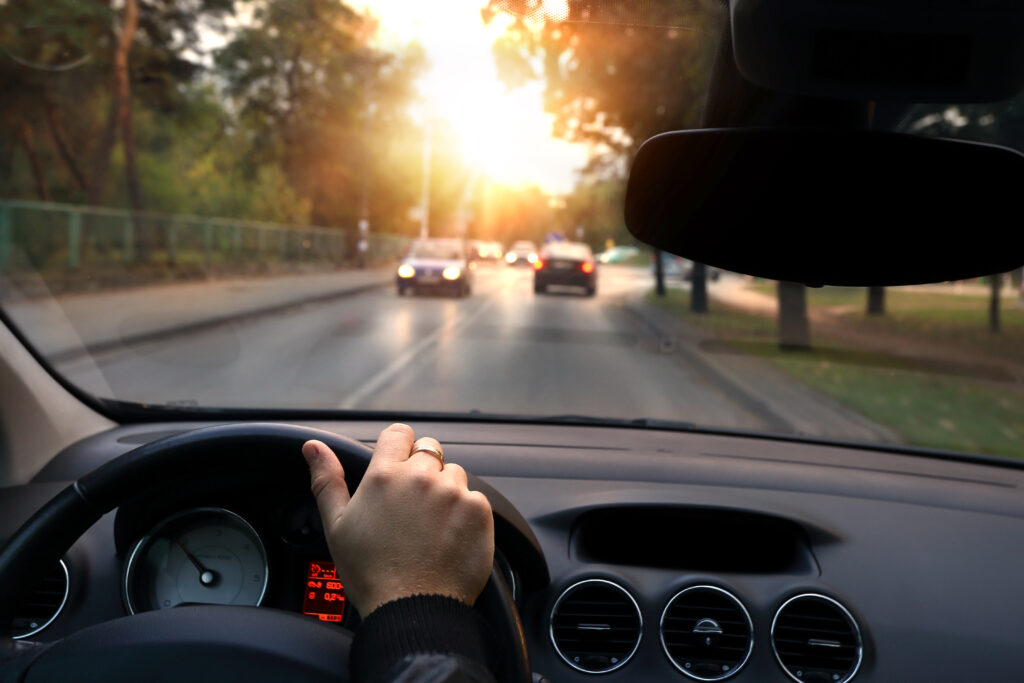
[
  {"x1": 581, "y1": 261, "x2": 595, "y2": 274},
  {"x1": 533, "y1": 259, "x2": 544, "y2": 270}
]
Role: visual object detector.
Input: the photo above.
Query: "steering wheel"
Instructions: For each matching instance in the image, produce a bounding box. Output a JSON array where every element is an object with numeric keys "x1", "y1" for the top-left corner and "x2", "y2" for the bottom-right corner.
[{"x1": 0, "y1": 424, "x2": 531, "y2": 682}]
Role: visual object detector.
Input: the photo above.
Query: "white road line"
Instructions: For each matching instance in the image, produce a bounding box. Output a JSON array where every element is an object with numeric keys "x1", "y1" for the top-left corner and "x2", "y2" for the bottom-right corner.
[{"x1": 338, "y1": 294, "x2": 499, "y2": 409}]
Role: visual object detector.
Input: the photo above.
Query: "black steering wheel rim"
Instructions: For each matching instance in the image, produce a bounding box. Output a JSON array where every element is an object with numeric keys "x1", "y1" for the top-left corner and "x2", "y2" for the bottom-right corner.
[{"x1": 0, "y1": 423, "x2": 530, "y2": 682}]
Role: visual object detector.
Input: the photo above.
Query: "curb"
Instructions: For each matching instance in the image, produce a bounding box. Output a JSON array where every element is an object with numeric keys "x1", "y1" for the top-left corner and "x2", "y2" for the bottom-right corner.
[
  {"x1": 622, "y1": 301, "x2": 795, "y2": 433},
  {"x1": 47, "y1": 279, "x2": 390, "y2": 364}
]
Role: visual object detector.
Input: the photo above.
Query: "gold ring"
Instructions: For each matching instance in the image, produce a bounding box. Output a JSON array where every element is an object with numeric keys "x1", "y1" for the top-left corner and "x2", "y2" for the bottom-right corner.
[{"x1": 410, "y1": 444, "x2": 444, "y2": 467}]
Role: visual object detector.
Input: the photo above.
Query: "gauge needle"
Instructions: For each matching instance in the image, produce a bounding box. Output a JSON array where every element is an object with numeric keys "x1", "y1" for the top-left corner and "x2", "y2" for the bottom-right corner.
[{"x1": 175, "y1": 539, "x2": 217, "y2": 586}]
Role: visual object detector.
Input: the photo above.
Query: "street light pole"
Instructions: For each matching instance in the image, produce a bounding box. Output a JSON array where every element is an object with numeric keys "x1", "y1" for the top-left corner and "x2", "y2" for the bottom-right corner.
[{"x1": 419, "y1": 118, "x2": 431, "y2": 239}]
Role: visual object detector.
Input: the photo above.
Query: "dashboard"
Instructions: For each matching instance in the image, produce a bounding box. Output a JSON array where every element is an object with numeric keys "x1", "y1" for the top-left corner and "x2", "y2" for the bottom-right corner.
[{"x1": 3, "y1": 419, "x2": 1024, "y2": 682}]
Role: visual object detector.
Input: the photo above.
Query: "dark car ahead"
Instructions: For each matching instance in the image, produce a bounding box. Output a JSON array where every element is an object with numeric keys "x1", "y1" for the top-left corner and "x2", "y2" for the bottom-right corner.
[
  {"x1": 396, "y1": 238, "x2": 473, "y2": 297},
  {"x1": 533, "y1": 242, "x2": 597, "y2": 296}
]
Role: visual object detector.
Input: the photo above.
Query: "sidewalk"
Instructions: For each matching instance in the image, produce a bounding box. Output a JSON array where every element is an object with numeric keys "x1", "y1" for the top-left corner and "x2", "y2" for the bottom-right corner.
[
  {"x1": 623, "y1": 294, "x2": 903, "y2": 444},
  {"x1": 3, "y1": 268, "x2": 393, "y2": 359}
]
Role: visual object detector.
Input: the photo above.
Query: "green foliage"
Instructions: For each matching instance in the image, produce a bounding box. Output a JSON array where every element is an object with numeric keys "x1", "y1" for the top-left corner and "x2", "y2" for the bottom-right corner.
[
  {"x1": 0, "y1": 0, "x2": 429, "y2": 237},
  {"x1": 486, "y1": 1, "x2": 723, "y2": 162}
]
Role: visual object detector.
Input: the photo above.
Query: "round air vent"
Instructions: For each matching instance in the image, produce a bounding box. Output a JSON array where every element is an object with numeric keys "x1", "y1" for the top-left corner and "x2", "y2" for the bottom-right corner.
[
  {"x1": 772, "y1": 593, "x2": 863, "y2": 683},
  {"x1": 550, "y1": 578, "x2": 642, "y2": 673},
  {"x1": 11, "y1": 559, "x2": 69, "y2": 639},
  {"x1": 660, "y1": 585, "x2": 753, "y2": 680}
]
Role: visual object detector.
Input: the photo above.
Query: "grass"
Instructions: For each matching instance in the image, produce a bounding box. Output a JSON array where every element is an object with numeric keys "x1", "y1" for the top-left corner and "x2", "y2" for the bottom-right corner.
[
  {"x1": 772, "y1": 353, "x2": 1024, "y2": 457},
  {"x1": 648, "y1": 289, "x2": 1024, "y2": 459},
  {"x1": 746, "y1": 282, "x2": 1024, "y2": 364}
]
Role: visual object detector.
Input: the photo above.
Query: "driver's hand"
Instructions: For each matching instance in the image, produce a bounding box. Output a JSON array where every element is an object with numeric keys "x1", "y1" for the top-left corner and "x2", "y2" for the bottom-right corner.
[{"x1": 302, "y1": 424, "x2": 495, "y2": 617}]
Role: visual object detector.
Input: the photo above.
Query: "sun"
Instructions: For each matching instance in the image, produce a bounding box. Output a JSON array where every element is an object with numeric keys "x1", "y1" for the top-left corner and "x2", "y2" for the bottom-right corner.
[
  {"x1": 435, "y1": 81, "x2": 567, "y2": 189},
  {"x1": 358, "y1": 0, "x2": 588, "y2": 193}
]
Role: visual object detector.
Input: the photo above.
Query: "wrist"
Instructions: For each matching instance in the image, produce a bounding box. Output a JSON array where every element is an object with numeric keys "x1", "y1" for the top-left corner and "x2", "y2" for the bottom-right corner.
[{"x1": 350, "y1": 594, "x2": 496, "y2": 682}]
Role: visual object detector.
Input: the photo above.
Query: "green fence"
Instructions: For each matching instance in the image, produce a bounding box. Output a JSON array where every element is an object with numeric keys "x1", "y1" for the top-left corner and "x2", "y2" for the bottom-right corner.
[{"x1": 0, "y1": 200, "x2": 408, "y2": 273}]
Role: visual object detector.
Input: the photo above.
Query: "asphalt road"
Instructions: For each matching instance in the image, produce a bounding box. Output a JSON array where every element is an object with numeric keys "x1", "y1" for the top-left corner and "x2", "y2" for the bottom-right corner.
[{"x1": 56, "y1": 265, "x2": 773, "y2": 430}]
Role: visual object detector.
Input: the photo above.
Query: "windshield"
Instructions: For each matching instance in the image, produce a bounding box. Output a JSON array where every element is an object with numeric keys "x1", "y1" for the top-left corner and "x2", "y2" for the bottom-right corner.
[{"x1": 0, "y1": 1, "x2": 1021, "y2": 461}]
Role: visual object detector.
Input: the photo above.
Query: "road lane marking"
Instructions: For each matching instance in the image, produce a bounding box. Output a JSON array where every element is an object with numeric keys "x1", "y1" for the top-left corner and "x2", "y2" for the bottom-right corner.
[{"x1": 338, "y1": 294, "x2": 499, "y2": 409}]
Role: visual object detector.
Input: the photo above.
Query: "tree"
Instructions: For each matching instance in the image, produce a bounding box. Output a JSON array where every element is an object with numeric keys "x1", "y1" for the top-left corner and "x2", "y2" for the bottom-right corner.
[
  {"x1": 867, "y1": 286, "x2": 885, "y2": 316},
  {"x1": 215, "y1": 0, "x2": 428, "y2": 230},
  {"x1": 989, "y1": 273, "x2": 1004, "y2": 334}
]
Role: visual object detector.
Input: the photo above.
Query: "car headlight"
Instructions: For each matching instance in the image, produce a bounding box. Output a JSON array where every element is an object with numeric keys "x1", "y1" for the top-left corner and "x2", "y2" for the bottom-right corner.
[
  {"x1": 505, "y1": 252, "x2": 517, "y2": 263},
  {"x1": 527, "y1": 253, "x2": 538, "y2": 263},
  {"x1": 442, "y1": 266, "x2": 462, "y2": 280},
  {"x1": 397, "y1": 264, "x2": 415, "y2": 278}
]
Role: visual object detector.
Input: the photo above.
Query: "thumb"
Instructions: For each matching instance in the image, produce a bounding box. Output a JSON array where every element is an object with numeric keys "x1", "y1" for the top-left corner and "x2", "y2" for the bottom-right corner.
[{"x1": 302, "y1": 439, "x2": 351, "y2": 527}]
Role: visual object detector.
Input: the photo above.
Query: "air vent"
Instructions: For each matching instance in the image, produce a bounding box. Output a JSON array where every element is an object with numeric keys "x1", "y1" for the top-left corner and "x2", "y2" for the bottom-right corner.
[
  {"x1": 660, "y1": 585, "x2": 753, "y2": 680},
  {"x1": 11, "y1": 560, "x2": 70, "y2": 639},
  {"x1": 550, "y1": 578, "x2": 642, "y2": 673},
  {"x1": 772, "y1": 593, "x2": 863, "y2": 683}
]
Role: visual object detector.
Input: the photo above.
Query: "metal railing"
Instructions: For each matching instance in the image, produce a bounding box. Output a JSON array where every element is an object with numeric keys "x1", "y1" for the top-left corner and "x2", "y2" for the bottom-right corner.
[{"x1": 0, "y1": 200, "x2": 409, "y2": 272}]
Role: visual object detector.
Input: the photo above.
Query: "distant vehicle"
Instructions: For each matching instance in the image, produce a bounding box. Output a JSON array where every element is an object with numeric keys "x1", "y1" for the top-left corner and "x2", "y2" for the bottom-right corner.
[
  {"x1": 534, "y1": 241, "x2": 597, "y2": 296},
  {"x1": 470, "y1": 240, "x2": 503, "y2": 262},
  {"x1": 396, "y1": 238, "x2": 473, "y2": 297},
  {"x1": 487, "y1": 241, "x2": 505, "y2": 261},
  {"x1": 505, "y1": 240, "x2": 538, "y2": 267},
  {"x1": 597, "y1": 245, "x2": 641, "y2": 264},
  {"x1": 652, "y1": 252, "x2": 721, "y2": 282}
]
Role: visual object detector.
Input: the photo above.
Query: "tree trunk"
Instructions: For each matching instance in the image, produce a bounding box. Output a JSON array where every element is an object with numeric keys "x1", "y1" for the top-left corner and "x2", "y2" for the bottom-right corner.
[
  {"x1": 989, "y1": 272, "x2": 1003, "y2": 333},
  {"x1": 43, "y1": 97, "x2": 89, "y2": 193},
  {"x1": 867, "y1": 286, "x2": 885, "y2": 316},
  {"x1": 88, "y1": 0, "x2": 139, "y2": 207},
  {"x1": 122, "y1": 92, "x2": 144, "y2": 212},
  {"x1": 18, "y1": 122, "x2": 51, "y2": 202},
  {"x1": 654, "y1": 249, "x2": 666, "y2": 297},
  {"x1": 690, "y1": 262, "x2": 708, "y2": 313},
  {"x1": 778, "y1": 281, "x2": 811, "y2": 350}
]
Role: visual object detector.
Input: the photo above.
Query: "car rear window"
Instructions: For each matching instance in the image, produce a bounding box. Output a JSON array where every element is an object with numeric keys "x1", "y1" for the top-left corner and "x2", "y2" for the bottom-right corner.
[
  {"x1": 544, "y1": 244, "x2": 592, "y2": 260},
  {"x1": 409, "y1": 241, "x2": 464, "y2": 260}
]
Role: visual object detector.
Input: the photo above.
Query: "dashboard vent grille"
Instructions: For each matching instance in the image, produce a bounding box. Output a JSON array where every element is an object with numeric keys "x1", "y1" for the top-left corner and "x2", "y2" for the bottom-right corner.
[
  {"x1": 660, "y1": 585, "x2": 753, "y2": 680},
  {"x1": 772, "y1": 594, "x2": 863, "y2": 683},
  {"x1": 11, "y1": 560, "x2": 69, "y2": 639},
  {"x1": 550, "y1": 578, "x2": 642, "y2": 673}
]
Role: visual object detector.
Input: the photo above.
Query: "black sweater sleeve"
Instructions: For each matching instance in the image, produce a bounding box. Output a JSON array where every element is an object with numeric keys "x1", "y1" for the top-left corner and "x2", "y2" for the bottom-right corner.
[{"x1": 350, "y1": 594, "x2": 497, "y2": 683}]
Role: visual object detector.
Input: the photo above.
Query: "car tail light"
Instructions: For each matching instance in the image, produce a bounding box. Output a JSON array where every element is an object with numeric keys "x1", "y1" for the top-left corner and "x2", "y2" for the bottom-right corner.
[
  {"x1": 533, "y1": 259, "x2": 544, "y2": 270},
  {"x1": 581, "y1": 261, "x2": 595, "y2": 274}
]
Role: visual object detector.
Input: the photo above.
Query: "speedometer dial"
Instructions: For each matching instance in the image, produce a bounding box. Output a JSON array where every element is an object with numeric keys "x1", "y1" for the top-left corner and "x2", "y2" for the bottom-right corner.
[{"x1": 123, "y1": 508, "x2": 268, "y2": 614}]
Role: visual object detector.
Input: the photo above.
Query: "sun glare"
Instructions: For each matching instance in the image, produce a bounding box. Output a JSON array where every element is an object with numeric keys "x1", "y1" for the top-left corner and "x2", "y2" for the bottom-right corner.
[{"x1": 358, "y1": 0, "x2": 588, "y2": 193}]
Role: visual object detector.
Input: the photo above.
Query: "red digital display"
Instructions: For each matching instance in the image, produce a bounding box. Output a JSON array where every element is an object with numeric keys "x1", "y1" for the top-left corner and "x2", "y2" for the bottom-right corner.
[{"x1": 303, "y1": 560, "x2": 346, "y2": 622}]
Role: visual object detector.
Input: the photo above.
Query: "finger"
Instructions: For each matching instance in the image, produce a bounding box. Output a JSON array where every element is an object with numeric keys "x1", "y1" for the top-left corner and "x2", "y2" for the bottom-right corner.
[
  {"x1": 441, "y1": 462, "x2": 469, "y2": 488},
  {"x1": 369, "y1": 423, "x2": 415, "y2": 468},
  {"x1": 302, "y1": 440, "x2": 351, "y2": 525},
  {"x1": 408, "y1": 451, "x2": 445, "y2": 472},
  {"x1": 409, "y1": 436, "x2": 445, "y2": 472}
]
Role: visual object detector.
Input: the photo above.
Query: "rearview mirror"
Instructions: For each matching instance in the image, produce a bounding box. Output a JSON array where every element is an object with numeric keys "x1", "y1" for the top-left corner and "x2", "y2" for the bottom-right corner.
[{"x1": 624, "y1": 128, "x2": 1024, "y2": 287}]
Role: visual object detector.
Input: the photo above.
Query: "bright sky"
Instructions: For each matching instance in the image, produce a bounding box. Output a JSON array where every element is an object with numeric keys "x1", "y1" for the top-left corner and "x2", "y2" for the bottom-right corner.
[{"x1": 357, "y1": 0, "x2": 589, "y2": 194}]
